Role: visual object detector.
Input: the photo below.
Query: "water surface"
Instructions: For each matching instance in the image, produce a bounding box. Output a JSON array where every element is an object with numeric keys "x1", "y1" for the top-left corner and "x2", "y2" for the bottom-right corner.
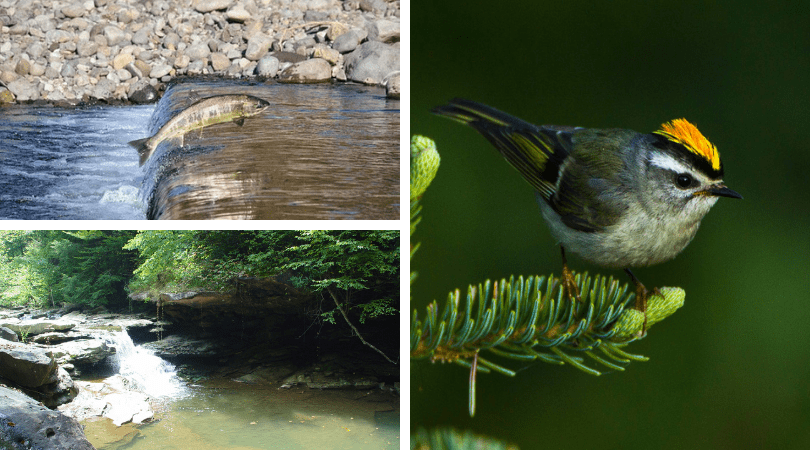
[
  {"x1": 83, "y1": 379, "x2": 400, "y2": 450},
  {"x1": 0, "y1": 80, "x2": 399, "y2": 220}
]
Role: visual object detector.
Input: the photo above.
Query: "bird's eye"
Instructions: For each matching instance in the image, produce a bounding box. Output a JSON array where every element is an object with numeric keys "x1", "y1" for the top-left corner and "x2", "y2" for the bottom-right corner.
[{"x1": 675, "y1": 173, "x2": 693, "y2": 188}]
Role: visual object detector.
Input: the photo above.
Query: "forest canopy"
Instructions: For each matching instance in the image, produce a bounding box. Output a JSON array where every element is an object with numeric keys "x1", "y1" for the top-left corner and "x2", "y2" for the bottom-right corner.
[{"x1": 0, "y1": 230, "x2": 399, "y2": 323}]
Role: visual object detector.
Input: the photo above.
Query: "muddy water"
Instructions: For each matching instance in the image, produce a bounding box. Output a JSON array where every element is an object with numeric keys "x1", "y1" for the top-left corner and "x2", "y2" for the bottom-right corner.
[{"x1": 82, "y1": 378, "x2": 399, "y2": 450}]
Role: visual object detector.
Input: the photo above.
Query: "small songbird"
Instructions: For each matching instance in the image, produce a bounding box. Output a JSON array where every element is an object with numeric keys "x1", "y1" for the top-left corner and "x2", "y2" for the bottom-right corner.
[{"x1": 433, "y1": 98, "x2": 742, "y2": 331}]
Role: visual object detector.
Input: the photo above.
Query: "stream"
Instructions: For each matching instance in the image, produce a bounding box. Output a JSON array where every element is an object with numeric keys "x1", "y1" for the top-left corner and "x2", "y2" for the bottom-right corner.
[
  {"x1": 0, "y1": 79, "x2": 400, "y2": 220},
  {"x1": 82, "y1": 331, "x2": 399, "y2": 449}
]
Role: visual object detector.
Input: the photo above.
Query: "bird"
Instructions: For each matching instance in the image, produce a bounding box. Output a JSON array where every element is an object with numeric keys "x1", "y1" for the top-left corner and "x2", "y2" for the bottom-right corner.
[{"x1": 432, "y1": 98, "x2": 742, "y2": 333}]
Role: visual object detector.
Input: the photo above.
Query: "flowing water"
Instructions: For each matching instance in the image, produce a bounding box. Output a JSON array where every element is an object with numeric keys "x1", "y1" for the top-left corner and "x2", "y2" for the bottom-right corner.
[
  {"x1": 108, "y1": 331, "x2": 187, "y2": 399},
  {"x1": 0, "y1": 80, "x2": 399, "y2": 220},
  {"x1": 85, "y1": 332, "x2": 399, "y2": 449}
]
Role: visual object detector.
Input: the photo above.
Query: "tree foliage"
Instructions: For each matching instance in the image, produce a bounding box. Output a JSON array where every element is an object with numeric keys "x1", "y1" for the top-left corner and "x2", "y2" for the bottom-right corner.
[
  {"x1": 0, "y1": 230, "x2": 137, "y2": 308},
  {"x1": 0, "y1": 231, "x2": 400, "y2": 325}
]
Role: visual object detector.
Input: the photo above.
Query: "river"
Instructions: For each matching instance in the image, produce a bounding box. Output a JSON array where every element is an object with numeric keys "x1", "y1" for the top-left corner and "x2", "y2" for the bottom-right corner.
[{"x1": 0, "y1": 79, "x2": 400, "y2": 220}]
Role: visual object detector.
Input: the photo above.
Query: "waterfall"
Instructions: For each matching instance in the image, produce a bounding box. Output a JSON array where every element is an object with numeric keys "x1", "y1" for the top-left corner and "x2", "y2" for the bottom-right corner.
[{"x1": 108, "y1": 330, "x2": 187, "y2": 398}]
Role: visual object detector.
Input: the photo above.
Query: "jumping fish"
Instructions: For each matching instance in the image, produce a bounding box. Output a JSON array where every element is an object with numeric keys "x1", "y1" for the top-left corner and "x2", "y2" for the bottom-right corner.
[{"x1": 128, "y1": 94, "x2": 270, "y2": 166}]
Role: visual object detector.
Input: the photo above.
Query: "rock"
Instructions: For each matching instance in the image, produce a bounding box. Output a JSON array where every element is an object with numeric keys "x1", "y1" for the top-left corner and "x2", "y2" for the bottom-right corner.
[
  {"x1": 186, "y1": 43, "x2": 211, "y2": 61},
  {"x1": 128, "y1": 81, "x2": 158, "y2": 103},
  {"x1": 149, "y1": 63, "x2": 173, "y2": 79},
  {"x1": 134, "y1": 59, "x2": 152, "y2": 77},
  {"x1": 193, "y1": 0, "x2": 234, "y2": 13},
  {"x1": 173, "y1": 54, "x2": 190, "y2": 69},
  {"x1": 132, "y1": 27, "x2": 151, "y2": 45},
  {"x1": 245, "y1": 34, "x2": 272, "y2": 61},
  {"x1": 277, "y1": 58, "x2": 332, "y2": 83},
  {"x1": 62, "y1": 3, "x2": 86, "y2": 18},
  {"x1": 76, "y1": 39, "x2": 98, "y2": 57},
  {"x1": 142, "y1": 335, "x2": 220, "y2": 358},
  {"x1": 226, "y1": 5, "x2": 251, "y2": 22},
  {"x1": 313, "y1": 45, "x2": 340, "y2": 65},
  {"x1": 344, "y1": 41, "x2": 399, "y2": 85},
  {"x1": 210, "y1": 52, "x2": 231, "y2": 71},
  {"x1": 0, "y1": 87, "x2": 14, "y2": 104},
  {"x1": 0, "y1": 386, "x2": 95, "y2": 450},
  {"x1": 163, "y1": 32, "x2": 181, "y2": 50},
  {"x1": 49, "y1": 339, "x2": 114, "y2": 365},
  {"x1": 1, "y1": 320, "x2": 75, "y2": 337},
  {"x1": 332, "y1": 29, "x2": 361, "y2": 53},
  {"x1": 30, "y1": 63, "x2": 46, "y2": 77},
  {"x1": 103, "y1": 25, "x2": 128, "y2": 46},
  {"x1": 369, "y1": 19, "x2": 400, "y2": 43},
  {"x1": 14, "y1": 60, "x2": 31, "y2": 76},
  {"x1": 39, "y1": 367, "x2": 79, "y2": 408},
  {"x1": 0, "y1": 326, "x2": 18, "y2": 342},
  {"x1": 113, "y1": 53, "x2": 134, "y2": 70},
  {"x1": 385, "y1": 71, "x2": 400, "y2": 99},
  {"x1": 0, "y1": 341, "x2": 58, "y2": 388},
  {"x1": 103, "y1": 392, "x2": 153, "y2": 426},
  {"x1": 256, "y1": 55, "x2": 279, "y2": 77}
]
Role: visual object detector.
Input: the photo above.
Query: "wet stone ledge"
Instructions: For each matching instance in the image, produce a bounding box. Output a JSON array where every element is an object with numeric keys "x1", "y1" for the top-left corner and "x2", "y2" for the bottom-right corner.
[{"x1": 0, "y1": 0, "x2": 401, "y2": 105}]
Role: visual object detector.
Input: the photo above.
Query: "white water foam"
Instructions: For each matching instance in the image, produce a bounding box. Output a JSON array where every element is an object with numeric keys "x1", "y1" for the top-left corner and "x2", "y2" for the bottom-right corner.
[{"x1": 108, "y1": 331, "x2": 187, "y2": 399}]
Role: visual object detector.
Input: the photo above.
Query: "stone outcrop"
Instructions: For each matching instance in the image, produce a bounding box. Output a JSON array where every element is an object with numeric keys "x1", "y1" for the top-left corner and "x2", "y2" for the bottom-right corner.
[{"x1": 0, "y1": 386, "x2": 95, "y2": 450}]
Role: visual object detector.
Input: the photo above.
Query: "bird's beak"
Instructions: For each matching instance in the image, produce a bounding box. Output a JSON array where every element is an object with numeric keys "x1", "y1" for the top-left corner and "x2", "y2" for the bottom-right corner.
[{"x1": 706, "y1": 185, "x2": 742, "y2": 199}]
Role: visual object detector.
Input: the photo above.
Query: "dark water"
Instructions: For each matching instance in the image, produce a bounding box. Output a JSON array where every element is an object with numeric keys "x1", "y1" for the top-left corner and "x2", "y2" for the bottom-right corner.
[{"x1": 0, "y1": 80, "x2": 399, "y2": 220}]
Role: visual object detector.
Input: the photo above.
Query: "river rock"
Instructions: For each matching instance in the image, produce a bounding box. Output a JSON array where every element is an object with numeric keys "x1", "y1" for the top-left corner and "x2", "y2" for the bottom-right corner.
[
  {"x1": 39, "y1": 367, "x2": 79, "y2": 408},
  {"x1": 14, "y1": 59, "x2": 31, "y2": 76},
  {"x1": 194, "y1": 0, "x2": 234, "y2": 13},
  {"x1": 313, "y1": 45, "x2": 340, "y2": 65},
  {"x1": 278, "y1": 58, "x2": 331, "y2": 83},
  {"x1": 150, "y1": 63, "x2": 173, "y2": 79},
  {"x1": 245, "y1": 34, "x2": 272, "y2": 61},
  {"x1": 210, "y1": 52, "x2": 231, "y2": 71},
  {"x1": 332, "y1": 29, "x2": 362, "y2": 53},
  {"x1": 0, "y1": 386, "x2": 95, "y2": 450},
  {"x1": 0, "y1": 340, "x2": 58, "y2": 388},
  {"x1": 103, "y1": 392, "x2": 153, "y2": 426},
  {"x1": 344, "y1": 41, "x2": 399, "y2": 85},
  {"x1": 62, "y1": 3, "x2": 86, "y2": 18},
  {"x1": 103, "y1": 25, "x2": 128, "y2": 46},
  {"x1": 186, "y1": 42, "x2": 211, "y2": 61},
  {"x1": 50, "y1": 338, "x2": 114, "y2": 365},
  {"x1": 385, "y1": 71, "x2": 400, "y2": 99},
  {"x1": 76, "y1": 39, "x2": 98, "y2": 57},
  {"x1": 0, "y1": 326, "x2": 18, "y2": 342},
  {"x1": 113, "y1": 53, "x2": 134, "y2": 70},
  {"x1": 1, "y1": 320, "x2": 75, "y2": 336},
  {"x1": 256, "y1": 55, "x2": 279, "y2": 77},
  {"x1": 226, "y1": 5, "x2": 251, "y2": 22},
  {"x1": 132, "y1": 27, "x2": 151, "y2": 45},
  {"x1": 369, "y1": 19, "x2": 400, "y2": 43}
]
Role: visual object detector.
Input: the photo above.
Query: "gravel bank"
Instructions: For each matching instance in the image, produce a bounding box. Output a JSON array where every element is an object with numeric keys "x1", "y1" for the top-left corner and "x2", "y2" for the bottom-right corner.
[{"x1": 0, "y1": 0, "x2": 400, "y2": 104}]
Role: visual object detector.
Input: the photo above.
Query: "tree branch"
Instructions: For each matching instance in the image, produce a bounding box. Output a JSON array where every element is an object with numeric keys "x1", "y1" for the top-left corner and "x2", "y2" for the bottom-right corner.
[{"x1": 326, "y1": 287, "x2": 398, "y2": 365}]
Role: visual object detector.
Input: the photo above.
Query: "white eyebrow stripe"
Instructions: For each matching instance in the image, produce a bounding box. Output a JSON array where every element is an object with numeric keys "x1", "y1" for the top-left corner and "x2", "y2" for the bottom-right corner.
[{"x1": 649, "y1": 153, "x2": 691, "y2": 173}]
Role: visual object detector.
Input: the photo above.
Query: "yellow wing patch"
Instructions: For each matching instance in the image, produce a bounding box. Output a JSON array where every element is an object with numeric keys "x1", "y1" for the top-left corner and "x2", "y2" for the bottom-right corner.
[{"x1": 654, "y1": 119, "x2": 720, "y2": 171}]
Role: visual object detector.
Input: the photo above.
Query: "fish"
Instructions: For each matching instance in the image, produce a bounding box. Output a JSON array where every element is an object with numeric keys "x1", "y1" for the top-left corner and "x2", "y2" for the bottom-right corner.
[{"x1": 128, "y1": 94, "x2": 270, "y2": 166}]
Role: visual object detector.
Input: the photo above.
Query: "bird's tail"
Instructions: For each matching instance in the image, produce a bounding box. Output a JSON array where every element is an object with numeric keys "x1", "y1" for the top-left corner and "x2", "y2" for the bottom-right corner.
[{"x1": 432, "y1": 98, "x2": 567, "y2": 200}]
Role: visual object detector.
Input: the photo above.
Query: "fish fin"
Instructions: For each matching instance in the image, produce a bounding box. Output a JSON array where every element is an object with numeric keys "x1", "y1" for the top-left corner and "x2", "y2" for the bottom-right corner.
[
  {"x1": 128, "y1": 137, "x2": 153, "y2": 166},
  {"x1": 128, "y1": 137, "x2": 150, "y2": 152},
  {"x1": 233, "y1": 117, "x2": 245, "y2": 126}
]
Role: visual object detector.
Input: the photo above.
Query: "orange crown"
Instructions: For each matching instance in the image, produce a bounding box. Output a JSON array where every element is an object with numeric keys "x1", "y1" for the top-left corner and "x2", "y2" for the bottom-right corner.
[{"x1": 654, "y1": 119, "x2": 720, "y2": 171}]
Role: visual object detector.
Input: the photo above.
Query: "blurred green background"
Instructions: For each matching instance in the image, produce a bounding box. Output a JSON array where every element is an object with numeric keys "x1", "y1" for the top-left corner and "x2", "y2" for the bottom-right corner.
[{"x1": 410, "y1": 1, "x2": 810, "y2": 449}]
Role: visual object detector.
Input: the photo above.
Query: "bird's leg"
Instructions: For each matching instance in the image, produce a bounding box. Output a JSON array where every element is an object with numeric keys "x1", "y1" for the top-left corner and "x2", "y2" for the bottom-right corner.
[
  {"x1": 560, "y1": 246, "x2": 581, "y2": 304},
  {"x1": 623, "y1": 269, "x2": 659, "y2": 336}
]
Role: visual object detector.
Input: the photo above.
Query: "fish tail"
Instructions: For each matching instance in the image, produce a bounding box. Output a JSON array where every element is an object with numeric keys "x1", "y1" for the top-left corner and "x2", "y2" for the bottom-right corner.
[{"x1": 127, "y1": 137, "x2": 153, "y2": 166}]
